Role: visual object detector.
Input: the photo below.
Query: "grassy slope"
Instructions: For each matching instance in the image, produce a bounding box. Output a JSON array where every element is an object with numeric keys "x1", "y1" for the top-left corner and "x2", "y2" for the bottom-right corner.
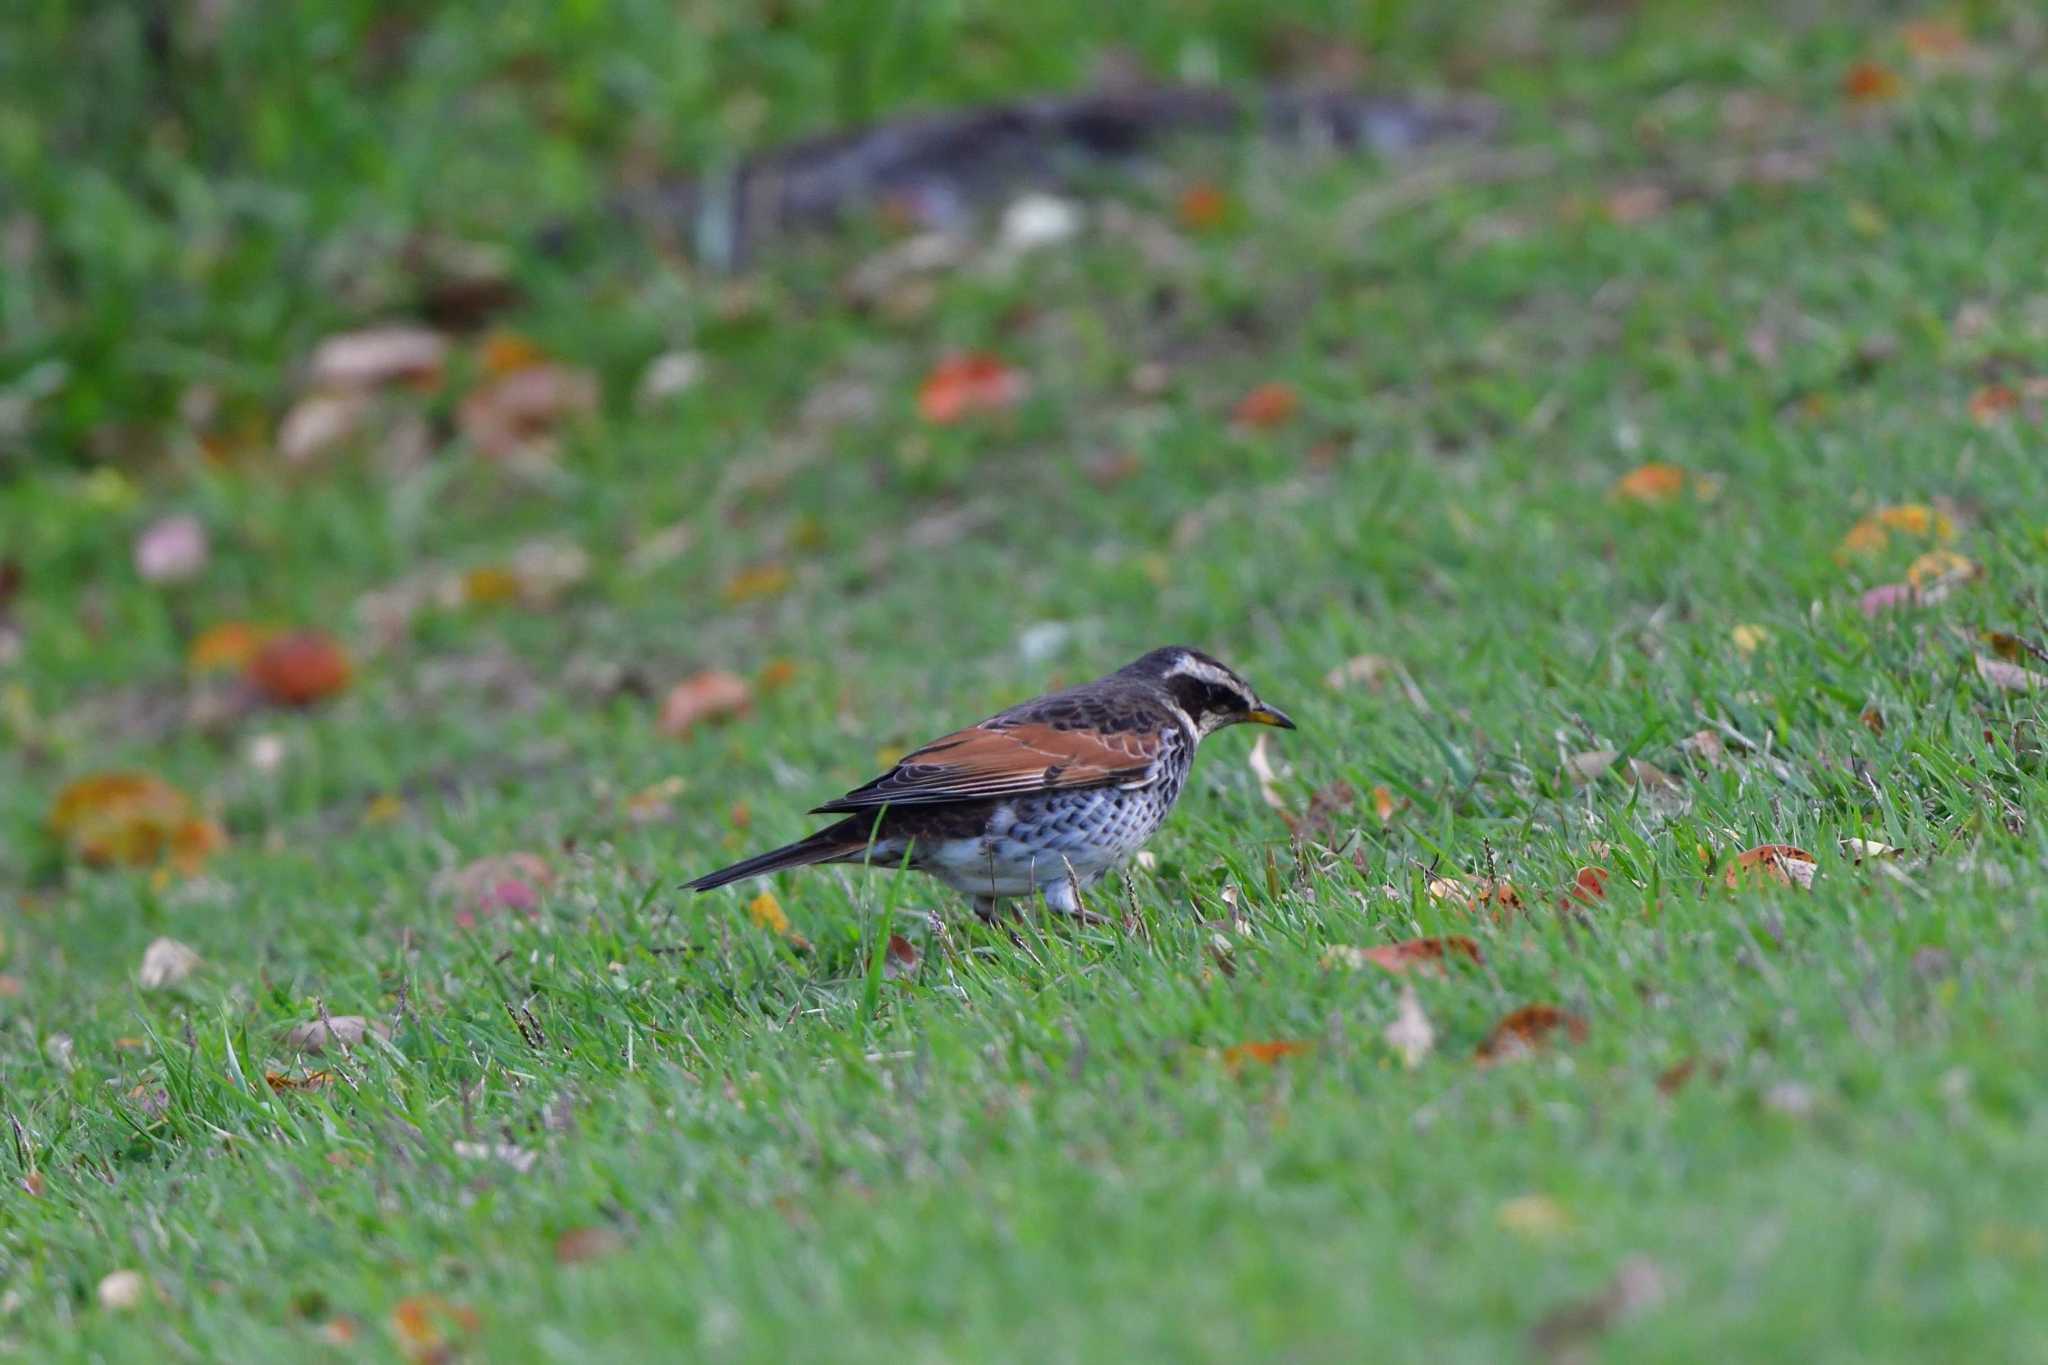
[{"x1": 5, "y1": 2, "x2": 2048, "y2": 1360}]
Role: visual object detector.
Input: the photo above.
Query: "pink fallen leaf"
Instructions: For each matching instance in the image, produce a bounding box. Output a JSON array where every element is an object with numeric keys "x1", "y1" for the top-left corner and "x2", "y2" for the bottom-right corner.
[
  {"x1": 133, "y1": 514, "x2": 209, "y2": 584},
  {"x1": 438, "y1": 852, "x2": 553, "y2": 926}
]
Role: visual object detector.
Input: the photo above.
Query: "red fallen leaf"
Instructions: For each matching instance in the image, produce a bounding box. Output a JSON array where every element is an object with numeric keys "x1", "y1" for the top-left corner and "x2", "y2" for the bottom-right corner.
[
  {"x1": 1231, "y1": 381, "x2": 1299, "y2": 431},
  {"x1": 264, "y1": 1070, "x2": 336, "y2": 1092},
  {"x1": 657, "y1": 670, "x2": 752, "y2": 737},
  {"x1": 916, "y1": 353, "x2": 1026, "y2": 424},
  {"x1": 248, "y1": 630, "x2": 353, "y2": 706},
  {"x1": 188, "y1": 620, "x2": 278, "y2": 673},
  {"x1": 554, "y1": 1226, "x2": 624, "y2": 1265},
  {"x1": 1842, "y1": 61, "x2": 1904, "y2": 103},
  {"x1": 883, "y1": 933, "x2": 921, "y2": 981},
  {"x1": 49, "y1": 772, "x2": 224, "y2": 872},
  {"x1": 1724, "y1": 843, "x2": 1818, "y2": 890},
  {"x1": 1611, "y1": 462, "x2": 1687, "y2": 503},
  {"x1": 1566, "y1": 865, "x2": 1610, "y2": 905},
  {"x1": 1177, "y1": 181, "x2": 1231, "y2": 231},
  {"x1": 1359, "y1": 936, "x2": 1483, "y2": 976},
  {"x1": 1475, "y1": 1005, "x2": 1588, "y2": 1066},
  {"x1": 1222, "y1": 1040, "x2": 1312, "y2": 1072}
]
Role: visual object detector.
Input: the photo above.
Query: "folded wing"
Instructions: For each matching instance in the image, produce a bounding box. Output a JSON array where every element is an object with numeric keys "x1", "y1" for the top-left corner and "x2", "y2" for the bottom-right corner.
[{"x1": 812, "y1": 721, "x2": 1163, "y2": 812}]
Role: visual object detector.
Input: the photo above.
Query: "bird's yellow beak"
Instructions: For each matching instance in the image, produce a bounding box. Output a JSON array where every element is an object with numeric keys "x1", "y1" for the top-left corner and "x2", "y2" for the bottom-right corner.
[{"x1": 1246, "y1": 705, "x2": 1296, "y2": 730}]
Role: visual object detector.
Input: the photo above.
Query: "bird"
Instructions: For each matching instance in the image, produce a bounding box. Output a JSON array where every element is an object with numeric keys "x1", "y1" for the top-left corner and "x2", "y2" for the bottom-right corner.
[{"x1": 684, "y1": 646, "x2": 1295, "y2": 920}]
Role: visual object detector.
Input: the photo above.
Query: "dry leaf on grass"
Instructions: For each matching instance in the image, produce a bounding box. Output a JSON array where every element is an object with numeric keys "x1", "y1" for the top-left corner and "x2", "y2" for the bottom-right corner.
[
  {"x1": 1841, "y1": 61, "x2": 1904, "y2": 103},
  {"x1": 389, "y1": 1295, "x2": 480, "y2": 1363},
  {"x1": 458, "y1": 363, "x2": 599, "y2": 462},
  {"x1": 1476, "y1": 1005, "x2": 1588, "y2": 1066},
  {"x1": 747, "y1": 890, "x2": 810, "y2": 950},
  {"x1": 1976, "y1": 655, "x2": 2048, "y2": 693},
  {"x1": 1231, "y1": 381, "x2": 1299, "y2": 431},
  {"x1": 1383, "y1": 985, "x2": 1436, "y2": 1068},
  {"x1": 1610, "y1": 462, "x2": 1688, "y2": 503},
  {"x1": 50, "y1": 773, "x2": 224, "y2": 874},
  {"x1": 307, "y1": 326, "x2": 447, "y2": 393},
  {"x1": 452, "y1": 1140, "x2": 537, "y2": 1173},
  {"x1": 188, "y1": 620, "x2": 276, "y2": 673},
  {"x1": 1325, "y1": 936, "x2": 1483, "y2": 976},
  {"x1": 1246, "y1": 732, "x2": 1289, "y2": 813},
  {"x1": 916, "y1": 353, "x2": 1026, "y2": 424},
  {"x1": 1177, "y1": 182, "x2": 1231, "y2": 231},
  {"x1": 1968, "y1": 384, "x2": 2019, "y2": 425},
  {"x1": 1565, "y1": 866, "x2": 1610, "y2": 905},
  {"x1": 133, "y1": 515, "x2": 208, "y2": 584},
  {"x1": 284, "y1": 1015, "x2": 390, "y2": 1055},
  {"x1": 264, "y1": 1070, "x2": 336, "y2": 1092},
  {"x1": 137, "y1": 937, "x2": 201, "y2": 990},
  {"x1": 554, "y1": 1226, "x2": 624, "y2": 1265},
  {"x1": 1497, "y1": 1193, "x2": 1573, "y2": 1240},
  {"x1": 438, "y1": 852, "x2": 552, "y2": 926},
  {"x1": 1221, "y1": 1040, "x2": 1311, "y2": 1072},
  {"x1": 97, "y1": 1270, "x2": 147, "y2": 1312},
  {"x1": 1724, "y1": 843, "x2": 1818, "y2": 890},
  {"x1": 721, "y1": 562, "x2": 793, "y2": 604},
  {"x1": 247, "y1": 630, "x2": 353, "y2": 707},
  {"x1": 883, "y1": 933, "x2": 921, "y2": 981},
  {"x1": 1731, "y1": 624, "x2": 1770, "y2": 656},
  {"x1": 657, "y1": 671, "x2": 752, "y2": 737}
]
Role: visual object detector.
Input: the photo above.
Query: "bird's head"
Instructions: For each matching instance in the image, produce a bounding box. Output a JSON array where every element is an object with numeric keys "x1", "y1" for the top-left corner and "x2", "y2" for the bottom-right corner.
[{"x1": 1123, "y1": 646, "x2": 1295, "y2": 737}]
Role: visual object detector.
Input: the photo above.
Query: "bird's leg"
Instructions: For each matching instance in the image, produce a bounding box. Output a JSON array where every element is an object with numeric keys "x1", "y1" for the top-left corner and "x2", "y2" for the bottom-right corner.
[
  {"x1": 971, "y1": 895, "x2": 1004, "y2": 924},
  {"x1": 1041, "y1": 877, "x2": 1108, "y2": 926}
]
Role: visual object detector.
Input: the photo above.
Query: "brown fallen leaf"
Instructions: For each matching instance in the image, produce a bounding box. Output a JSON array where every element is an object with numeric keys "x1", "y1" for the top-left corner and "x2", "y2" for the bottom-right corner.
[
  {"x1": 1724, "y1": 843, "x2": 1818, "y2": 890},
  {"x1": 284, "y1": 1015, "x2": 390, "y2": 1055},
  {"x1": 1327, "y1": 936, "x2": 1483, "y2": 977},
  {"x1": 1603, "y1": 184, "x2": 1670, "y2": 225},
  {"x1": 1428, "y1": 876, "x2": 1523, "y2": 913},
  {"x1": 1231, "y1": 381, "x2": 1299, "y2": 431},
  {"x1": 657, "y1": 670, "x2": 752, "y2": 737},
  {"x1": 554, "y1": 1226, "x2": 624, "y2": 1265},
  {"x1": 1370, "y1": 784, "x2": 1400, "y2": 825},
  {"x1": 1655, "y1": 1057, "x2": 1698, "y2": 1097},
  {"x1": 1969, "y1": 384, "x2": 2019, "y2": 425},
  {"x1": 50, "y1": 773, "x2": 225, "y2": 873},
  {"x1": 264, "y1": 1070, "x2": 336, "y2": 1092},
  {"x1": 1221, "y1": 1040, "x2": 1311, "y2": 1072},
  {"x1": 1565, "y1": 749, "x2": 1617, "y2": 784},
  {"x1": 916, "y1": 353, "x2": 1026, "y2": 424},
  {"x1": 721, "y1": 562, "x2": 793, "y2": 604},
  {"x1": 1476, "y1": 1005, "x2": 1588, "y2": 1066},
  {"x1": 1383, "y1": 985, "x2": 1435, "y2": 1067},
  {"x1": 1859, "y1": 706, "x2": 1886, "y2": 735},
  {"x1": 1176, "y1": 181, "x2": 1231, "y2": 231},
  {"x1": 137, "y1": 937, "x2": 202, "y2": 990},
  {"x1": 458, "y1": 362, "x2": 599, "y2": 462},
  {"x1": 1842, "y1": 61, "x2": 1904, "y2": 103},
  {"x1": 883, "y1": 933, "x2": 921, "y2": 981},
  {"x1": 247, "y1": 631, "x2": 353, "y2": 707},
  {"x1": 477, "y1": 330, "x2": 549, "y2": 378},
  {"x1": 1976, "y1": 655, "x2": 2048, "y2": 693}
]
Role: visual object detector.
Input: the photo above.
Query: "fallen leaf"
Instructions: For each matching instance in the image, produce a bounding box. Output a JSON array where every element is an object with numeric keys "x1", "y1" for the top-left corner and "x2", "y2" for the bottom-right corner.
[
  {"x1": 188, "y1": 620, "x2": 277, "y2": 673},
  {"x1": 554, "y1": 1226, "x2": 624, "y2": 1265},
  {"x1": 1842, "y1": 61, "x2": 1904, "y2": 103},
  {"x1": 1603, "y1": 184, "x2": 1670, "y2": 225},
  {"x1": 747, "y1": 890, "x2": 810, "y2": 950},
  {"x1": 1222, "y1": 1040, "x2": 1312, "y2": 1072},
  {"x1": 452, "y1": 1140, "x2": 537, "y2": 1173},
  {"x1": 635, "y1": 350, "x2": 704, "y2": 409},
  {"x1": 264, "y1": 1070, "x2": 336, "y2": 1092},
  {"x1": 623, "y1": 777, "x2": 684, "y2": 825},
  {"x1": 1566, "y1": 865, "x2": 1610, "y2": 905},
  {"x1": 98, "y1": 1270, "x2": 147, "y2": 1311},
  {"x1": 1906, "y1": 549, "x2": 1979, "y2": 594},
  {"x1": 1231, "y1": 381, "x2": 1300, "y2": 431},
  {"x1": 1859, "y1": 582, "x2": 1914, "y2": 617},
  {"x1": 1724, "y1": 843, "x2": 1819, "y2": 890},
  {"x1": 1370, "y1": 784, "x2": 1400, "y2": 825},
  {"x1": 1976, "y1": 655, "x2": 2048, "y2": 693},
  {"x1": 1565, "y1": 749, "x2": 1618, "y2": 784},
  {"x1": 247, "y1": 631, "x2": 353, "y2": 706},
  {"x1": 1476, "y1": 1005, "x2": 1588, "y2": 1065},
  {"x1": 477, "y1": 330, "x2": 549, "y2": 378},
  {"x1": 284, "y1": 1015, "x2": 390, "y2": 1055},
  {"x1": 1246, "y1": 732, "x2": 1289, "y2": 813},
  {"x1": 1841, "y1": 837, "x2": 1903, "y2": 862},
  {"x1": 1969, "y1": 384, "x2": 2019, "y2": 425},
  {"x1": 276, "y1": 392, "x2": 372, "y2": 465},
  {"x1": 50, "y1": 773, "x2": 224, "y2": 873},
  {"x1": 1000, "y1": 193, "x2": 1082, "y2": 251},
  {"x1": 757, "y1": 659, "x2": 799, "y2": 691},
  {"x1": 458, "y1": 362, "x2": 600, "y2": 462},
  {"x1": 307, "y1": 326, "x2": 447, "y2": 393},
  {"x1": 389, "y1": 1295, "x2": 480, "y2": 1363},
  {"x1": 916, "y1": 353, "x2": 1026, "y2": 424},
  {"x1": 1427, "y1": 876, "x2": 1523, "y2": 913},
  {"x1": 437, "y1": 852, "x2": 552, "y2": 925},
  {"x1": 133, "y1": 514, "x2": 209, "y2": 584},
  {"x1": 459, "y1": 565, "x2": 521, "y2": 606},
  {"x1": 1611, "y1": 462, "x2": 1687, "y2": 503},
  {"x1": 1497, "y1": 1193, "x2": 1573, "y2": 1241},
  {"x1": 1176, "y1": 181, "x2": 1231, "y2": 231},
  {"x1": 137, "y1": 937, "x2": 202, "y2": 990},
  {"x1": 1327, "y1": 936, "x2": 1483, "y2": 976},
  {"x1": 1731, "y1": 623, "x2": 1770, "y2": 656},
  {"x1": 1860, "y1": 706, "x2": 1886, "y2": 735},
  {"x1": 1901, "y1": 18, "x2": 1970, "y2": 60},
  {"x1": 721, "y1": 562, "x2": 792, "y2": 604},
  {"x1": 20, "y1": 1170, "x2": 43, "y2": 1196},
  {"x1": 1655, "y1": 1057, "x2": 1698, "y2": 1097},
  {"x1": 1383, "y1": 985, "x2": 1435, "y2": 1067},
  {"x1": 657, "y1": 670, "x2": 752, "y2": 737},
  {"x1": 883, "y1": 933, "x2": 921, "y2": 981}
]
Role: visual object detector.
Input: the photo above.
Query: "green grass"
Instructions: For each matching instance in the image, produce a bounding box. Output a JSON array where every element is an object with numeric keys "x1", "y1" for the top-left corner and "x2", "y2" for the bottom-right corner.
[{"x1": 6, "y1": 1, "x2": 2048, "y2": 1359}]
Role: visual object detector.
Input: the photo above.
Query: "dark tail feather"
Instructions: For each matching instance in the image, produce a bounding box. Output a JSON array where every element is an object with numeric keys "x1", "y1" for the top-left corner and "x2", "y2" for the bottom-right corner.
[{"x1": 683, "y1": 823, "x2": 865, "y2": 893}]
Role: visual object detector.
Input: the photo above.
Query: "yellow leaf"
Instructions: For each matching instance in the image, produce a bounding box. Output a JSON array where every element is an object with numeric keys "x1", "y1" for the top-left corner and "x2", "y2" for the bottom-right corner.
[
  {"x1": 362, "y1": 794, "x2": 404, "y2": 827},
  {"x1": 1906, "y1": 549, "x2": 1978, "y2": 590},
  {"x1": 1731, "y1": 624, "x2": 1770, "y2": 655},
  {"x1": 1497, "y1": 1194, "x2": 1573, "y2": 1241},
  {"x1": 748, "y1": 891, "x2": 790, "y2": 936},
  {"x1": 722, "y1": 563, "x2": 792, "y2": 604}
]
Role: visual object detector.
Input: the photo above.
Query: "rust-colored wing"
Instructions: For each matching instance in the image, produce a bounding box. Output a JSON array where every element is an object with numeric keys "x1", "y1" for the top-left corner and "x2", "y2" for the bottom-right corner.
[{"x1": 812, "y1": 721, "x2": 1164, "y2": 812}]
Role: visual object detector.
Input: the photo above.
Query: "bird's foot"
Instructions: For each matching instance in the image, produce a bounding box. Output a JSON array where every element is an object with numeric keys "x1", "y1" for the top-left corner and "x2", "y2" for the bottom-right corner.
[{"x1": 1041, "y1": 879, "x2": 1109, "y2": 926}]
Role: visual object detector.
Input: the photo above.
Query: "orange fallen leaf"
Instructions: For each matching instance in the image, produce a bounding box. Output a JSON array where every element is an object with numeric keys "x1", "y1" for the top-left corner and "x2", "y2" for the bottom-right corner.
[
  {"x1": 1357, "y1": 936, "x2": 1483, "y2": 976},
  {"x1": 264, "y1": 1070, "x2": 336, "y2": 1092},
  {"x1": 722, "y1": 562, "x2": 792, "y2": 605},
  {"x1": 1724, "y1": 843, "x2": 1819, "y2": 890},
  {"x1": 1566, "y1": 865, "x2": 1610, "y2": 905},
  {"x1": 1611, "y1": 462, "x2": 1687, "y2": 503},
  {"x1": 1906, "y1": 549, "x2": 1979, "y2": 592},
  {"x1": 1222, "y1": 1040, "x2": 1312, "y2": 1072},
  {"x1": 389, "y1": 1295, "x2": 480, "y2": 1363},
  {"x1": 916, "y1": 353, "x2": 1026, "y2": 424},
  {"x1": 187, "y1": 620, "x2": 278, "y2": 673},
  {"x1": 1476, "y1": 1005, "x2": 1588, "y2": 1066},
  {"x1": 1427, "y1": 876, "x2": 1523, "y2": 913},
  {"x1": 1231, "y1": 381, "x2": 1299, "y2": 431},
  {"x1": 248, "y1": 631, "x2": 352, "y2": 707},
  {"x1": 477, "y1": 330, "x2": 549, "y2": 378},
  {"x1": 49, "y1": 772, "x2": 224, "y2": 872},
  {"x1": 460, "y1": 564, "x2": 523, "y2": 606},
  {"x1": 757, "y1": 658, "x2": 799, "y2": 691},
  {"x1": 1969, "y1": 384, "x2": 2019, "y2": 425},
  {"x1": 747, "y1": 890, "x2": 810, "y2": 951},
  {"x1": 657, "y1": 670, "x2": 752, "y2": 737},
  {"x1": 1842, "y1": 61, "x2": 1904, "y2": 103},
  {"x1": 1370, "y1": 784, "x2": 1399, "y2": 825},
  {"x1": 1176, "y1": 181, "x2": 1231, "y2": 231},
  {"x1": 1860, "y1": 706, "x2": 1886, "y2": 735}
]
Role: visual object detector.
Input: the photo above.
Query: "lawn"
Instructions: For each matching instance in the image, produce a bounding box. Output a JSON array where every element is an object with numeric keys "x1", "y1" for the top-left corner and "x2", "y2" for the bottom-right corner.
[{"x1": 5, "y1": 1, "x2": 2048, "y2": 1360}]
